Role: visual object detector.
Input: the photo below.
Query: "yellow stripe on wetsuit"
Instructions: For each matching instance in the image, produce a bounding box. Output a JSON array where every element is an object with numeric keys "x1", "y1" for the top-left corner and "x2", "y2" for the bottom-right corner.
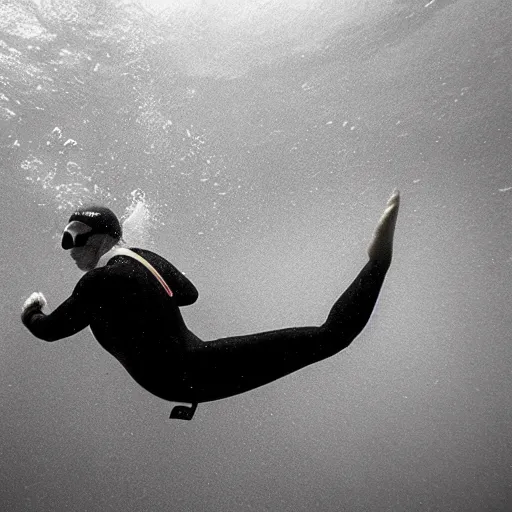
[{"x1": 112, "y1": 247, "x2": 174, "y2": 297}]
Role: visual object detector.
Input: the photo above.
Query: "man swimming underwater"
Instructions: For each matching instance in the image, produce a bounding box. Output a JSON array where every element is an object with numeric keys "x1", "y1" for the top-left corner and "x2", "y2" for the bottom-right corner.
[{"x1": 22, "y1": 191, "x2": 400, "y2": 420}]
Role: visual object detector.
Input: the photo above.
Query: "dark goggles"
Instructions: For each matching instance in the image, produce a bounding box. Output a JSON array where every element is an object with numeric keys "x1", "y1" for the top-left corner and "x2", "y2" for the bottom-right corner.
[{"x1": 61, "y1": 221, "x2": 93, "y2": 250}]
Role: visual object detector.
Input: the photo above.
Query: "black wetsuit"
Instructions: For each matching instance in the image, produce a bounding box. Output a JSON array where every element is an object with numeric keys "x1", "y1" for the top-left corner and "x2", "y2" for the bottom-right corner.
[{"x1": 22, "y1": 248, "x2": 391, "y2": 415}]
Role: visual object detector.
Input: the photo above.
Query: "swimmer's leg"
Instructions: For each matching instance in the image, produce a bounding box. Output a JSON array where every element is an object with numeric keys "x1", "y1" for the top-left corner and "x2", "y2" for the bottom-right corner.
[
  {"x1": 186, "y1": 191, "x2": 400, "y2": 403},
  {"x1": 323, "y1": 189, "x2": 400, "y2": 345},
  {"x1": 187, "y1": 261, "x2": 387, "y2": 402}
]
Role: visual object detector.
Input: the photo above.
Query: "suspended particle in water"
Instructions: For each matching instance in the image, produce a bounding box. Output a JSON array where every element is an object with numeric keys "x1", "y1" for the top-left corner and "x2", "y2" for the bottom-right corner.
[{"x1": 66, "y1": 161, "x2": 81, "y2": 174}]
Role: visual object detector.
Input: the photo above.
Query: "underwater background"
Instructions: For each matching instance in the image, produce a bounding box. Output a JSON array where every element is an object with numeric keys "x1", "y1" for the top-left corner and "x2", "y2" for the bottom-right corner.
[{"x1": 1, "y1": 0, "x2": 511, "y2": 510}]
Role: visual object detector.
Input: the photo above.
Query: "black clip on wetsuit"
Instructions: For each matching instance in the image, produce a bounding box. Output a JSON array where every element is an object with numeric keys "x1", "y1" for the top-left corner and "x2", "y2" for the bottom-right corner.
[{"x1": 170, "y1": 402, "x2": 198, "y2": 420}]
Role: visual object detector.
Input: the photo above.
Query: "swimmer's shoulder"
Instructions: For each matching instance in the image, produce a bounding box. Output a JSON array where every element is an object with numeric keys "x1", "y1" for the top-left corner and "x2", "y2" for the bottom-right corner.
[{"x1": 127, "y1": 247, "x2": 173, "y2": 270}]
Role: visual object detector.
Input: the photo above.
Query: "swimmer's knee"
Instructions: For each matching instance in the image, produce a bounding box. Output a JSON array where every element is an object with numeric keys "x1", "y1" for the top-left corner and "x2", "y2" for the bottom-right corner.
[{"x1": 317, "y1": 325, "x2": 355, "y2": 357}]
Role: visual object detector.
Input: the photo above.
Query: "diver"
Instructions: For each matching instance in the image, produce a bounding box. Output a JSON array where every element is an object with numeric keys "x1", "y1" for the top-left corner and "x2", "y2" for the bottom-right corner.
[{"x1": 22, "y1": 191, "x2": 400, "y2": 420}]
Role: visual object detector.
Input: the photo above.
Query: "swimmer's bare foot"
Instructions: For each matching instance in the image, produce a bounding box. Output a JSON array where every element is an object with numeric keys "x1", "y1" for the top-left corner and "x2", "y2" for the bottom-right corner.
[{"x1": 367, "y1": 190, "x2": 400, "y2": 262}]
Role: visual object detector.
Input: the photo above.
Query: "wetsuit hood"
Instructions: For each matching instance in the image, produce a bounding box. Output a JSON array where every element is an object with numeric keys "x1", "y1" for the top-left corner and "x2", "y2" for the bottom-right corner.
[{"x1": 62, "y1": 205, "x2": 122, "y2": 249}]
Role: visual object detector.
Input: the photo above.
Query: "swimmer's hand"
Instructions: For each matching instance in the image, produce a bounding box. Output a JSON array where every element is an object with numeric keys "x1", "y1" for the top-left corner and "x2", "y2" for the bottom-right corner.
[{"x1": 22, "y1": 292, "x2": 47, "y2": 315}]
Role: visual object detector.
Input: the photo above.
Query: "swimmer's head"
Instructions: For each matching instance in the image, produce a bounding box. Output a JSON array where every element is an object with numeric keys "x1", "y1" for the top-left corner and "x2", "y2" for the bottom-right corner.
[{"x1": 62, "y1": 205, "x2": 122, "y2": 271}]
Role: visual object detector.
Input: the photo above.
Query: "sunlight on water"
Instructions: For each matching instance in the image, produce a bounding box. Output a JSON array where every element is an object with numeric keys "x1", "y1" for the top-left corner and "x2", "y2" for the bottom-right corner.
[{"x1": 10, "y1": 0, "x2": 403, "y2": 222}]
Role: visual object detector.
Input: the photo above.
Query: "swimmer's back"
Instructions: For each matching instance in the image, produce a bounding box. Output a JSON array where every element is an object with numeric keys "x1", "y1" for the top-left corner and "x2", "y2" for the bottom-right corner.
[{"x1": 80, "y1": 248, "x2": 198, "y2": 357}]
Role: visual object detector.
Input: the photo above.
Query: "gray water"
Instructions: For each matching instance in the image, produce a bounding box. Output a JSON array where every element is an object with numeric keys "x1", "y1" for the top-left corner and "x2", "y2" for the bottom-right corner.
[{"x1": 1, "y1": 1, "x2": 512, "y2": 511}]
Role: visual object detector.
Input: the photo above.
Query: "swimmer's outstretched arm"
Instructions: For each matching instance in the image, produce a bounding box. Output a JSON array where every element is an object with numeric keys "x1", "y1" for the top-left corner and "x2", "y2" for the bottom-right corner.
[{"x1": 21, "y1": 276, "x2": 94, "y2": 342}]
